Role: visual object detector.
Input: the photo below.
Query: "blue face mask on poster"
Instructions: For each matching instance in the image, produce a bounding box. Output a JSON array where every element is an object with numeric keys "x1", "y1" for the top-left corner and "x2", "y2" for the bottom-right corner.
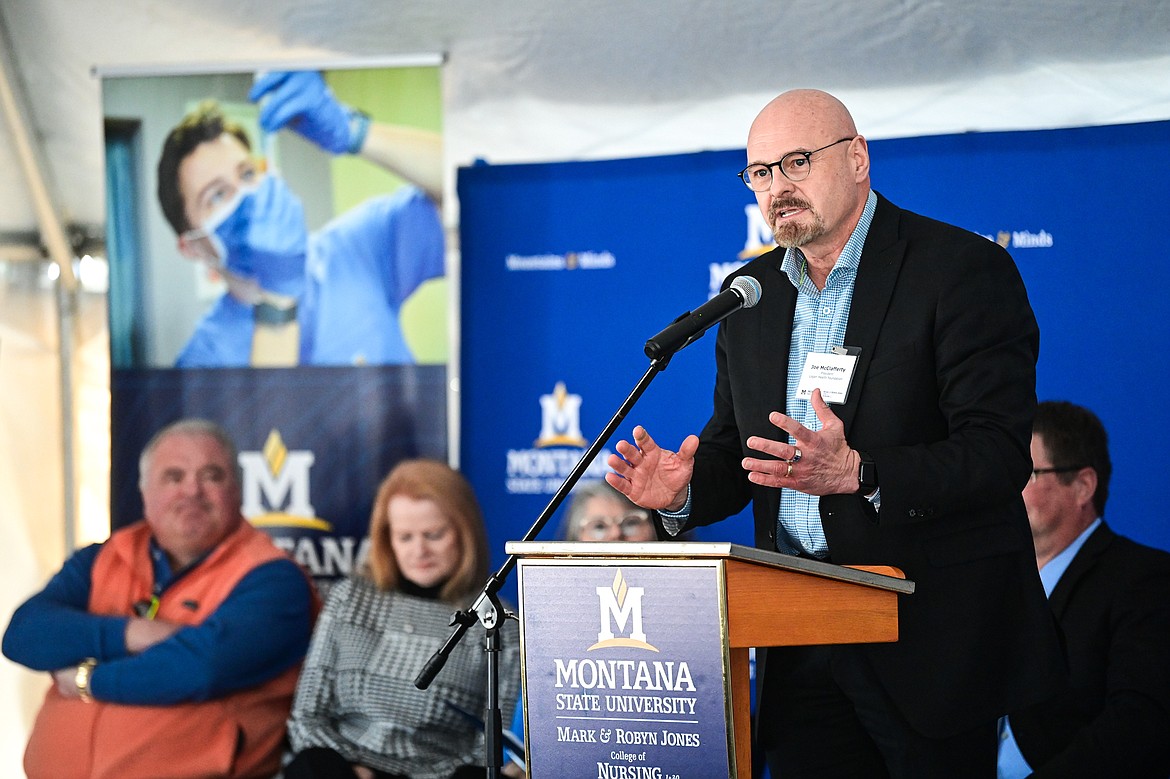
[{"x1": 201, "y1": 173, "x2": 308, "y2": 299}]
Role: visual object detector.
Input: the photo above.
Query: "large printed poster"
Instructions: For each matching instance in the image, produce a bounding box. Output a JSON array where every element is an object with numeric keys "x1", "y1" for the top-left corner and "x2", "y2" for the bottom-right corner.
[
  {"x1": 459, "y1": 120, "x2": 1170, "y2": 609},
  {"x1": 102, "y1": 63, "x2": 447, "y2": 592}
]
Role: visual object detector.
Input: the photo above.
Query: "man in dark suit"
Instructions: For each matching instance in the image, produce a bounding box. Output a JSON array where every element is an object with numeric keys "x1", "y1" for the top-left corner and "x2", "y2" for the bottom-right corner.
[
  {"x1": 606, "y1": 89, "x2": 1065, "y2": 777},
  {"x1": 998, "y1": 401, "x2": 1170, "y2": 777}
]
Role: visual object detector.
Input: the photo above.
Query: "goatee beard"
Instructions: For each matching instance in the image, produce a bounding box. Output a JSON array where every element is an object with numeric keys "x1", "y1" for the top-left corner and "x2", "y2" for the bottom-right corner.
[{"x1": 769, "y1": 198, "x2": 822, "y2": 248}]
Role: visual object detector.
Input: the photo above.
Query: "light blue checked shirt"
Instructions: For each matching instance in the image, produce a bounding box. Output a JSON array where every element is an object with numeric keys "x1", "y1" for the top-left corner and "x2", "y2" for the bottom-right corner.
[
  {"x1": 775, "y1": 190, "x2": 877, "y2": 557},
  {"x1": 661, "y1": 190, "x2": 876, "y2": 555}
]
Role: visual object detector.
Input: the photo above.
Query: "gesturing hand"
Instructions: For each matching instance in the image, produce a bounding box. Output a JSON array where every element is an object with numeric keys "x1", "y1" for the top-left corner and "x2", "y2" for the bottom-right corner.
[
  {"x1": 741, "y1": 389, "x2": 860, "y2": 496},
  {"x1": 605, "y1": 426, "x2": 698, "y2": 512}
]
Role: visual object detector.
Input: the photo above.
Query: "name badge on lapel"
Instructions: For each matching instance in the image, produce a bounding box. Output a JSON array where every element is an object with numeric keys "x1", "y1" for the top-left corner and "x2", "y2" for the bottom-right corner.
[{"x1": 796, "y1": 346, "x2": 860, "y2": 404}]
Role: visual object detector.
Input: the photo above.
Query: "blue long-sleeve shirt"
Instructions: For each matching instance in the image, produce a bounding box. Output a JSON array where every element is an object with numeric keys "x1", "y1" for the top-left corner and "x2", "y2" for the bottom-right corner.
[
  {"x1": 177, "y1": 186, "x2": 444, "y2": 368},
  {"x1": 3, "y1": 541, "x2": 313, "y2": 705}
]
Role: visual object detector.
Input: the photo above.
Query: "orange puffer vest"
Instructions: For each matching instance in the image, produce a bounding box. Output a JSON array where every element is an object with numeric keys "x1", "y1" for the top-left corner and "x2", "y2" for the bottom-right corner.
[{"x1": 24, "y1": 520, "x2": 309, "y2": 779}]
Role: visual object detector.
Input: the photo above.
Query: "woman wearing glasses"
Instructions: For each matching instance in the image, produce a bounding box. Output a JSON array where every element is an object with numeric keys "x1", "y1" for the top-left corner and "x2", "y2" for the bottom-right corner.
[{"x1": 558, "y1": 480, "x2": 659, "y2": 543}]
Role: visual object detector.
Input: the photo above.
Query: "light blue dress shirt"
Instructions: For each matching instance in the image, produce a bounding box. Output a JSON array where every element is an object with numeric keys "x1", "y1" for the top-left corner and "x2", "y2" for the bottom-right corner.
[
  {"x1": 177, "y1": 186, "x2": 443, "y2": 368},
  {"x1": 660, "y1": 191, "x2": 878, "y2": 549},
  {"x1": 775, "y1": 190, "x2": 876, "y2": 557}
]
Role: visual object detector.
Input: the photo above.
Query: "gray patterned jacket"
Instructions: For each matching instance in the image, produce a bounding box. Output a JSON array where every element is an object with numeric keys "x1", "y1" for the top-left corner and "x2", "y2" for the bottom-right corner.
[{"x1": 288, "y1": 576, "x2": 521, "y2": 778}]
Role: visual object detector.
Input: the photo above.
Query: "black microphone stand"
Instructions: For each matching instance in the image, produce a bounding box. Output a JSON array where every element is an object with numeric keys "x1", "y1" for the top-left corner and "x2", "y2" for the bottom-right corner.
[{"x1": 414, "y1": 352, "x2": 675, "y2": 778}]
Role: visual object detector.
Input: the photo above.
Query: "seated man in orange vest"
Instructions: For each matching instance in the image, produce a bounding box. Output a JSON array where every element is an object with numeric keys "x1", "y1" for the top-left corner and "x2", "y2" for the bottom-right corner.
[{"x1": 2, "y1": 418, "x2": 318, "y2": 779}]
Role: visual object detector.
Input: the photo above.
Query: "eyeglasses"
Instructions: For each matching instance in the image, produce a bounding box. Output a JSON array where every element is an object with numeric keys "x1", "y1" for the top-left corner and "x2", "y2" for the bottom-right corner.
[
  {"x1": 737, "y1": 137, "x2": 856, "y2": 191},
  {"x1": 578, "y1": 512, "x2": 653, "y2": 541},
  {"x1": 1029, "y1": 465, "x2": 1088, "y2": 483}
]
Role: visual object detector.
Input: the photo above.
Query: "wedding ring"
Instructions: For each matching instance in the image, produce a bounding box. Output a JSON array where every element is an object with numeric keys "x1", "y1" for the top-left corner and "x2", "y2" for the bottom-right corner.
[
  {"x1": 791, "y1": 447, "x2": 802, "y2": 463},
  {"x1": 785, "y1": 462, "x2": 794, "y2": 478}
]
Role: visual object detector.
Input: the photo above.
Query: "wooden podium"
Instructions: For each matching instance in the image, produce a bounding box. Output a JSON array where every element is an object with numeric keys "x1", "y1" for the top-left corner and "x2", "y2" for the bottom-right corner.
[{"x1": 506, "y1": 541, "x2": 913, "y2": 779}]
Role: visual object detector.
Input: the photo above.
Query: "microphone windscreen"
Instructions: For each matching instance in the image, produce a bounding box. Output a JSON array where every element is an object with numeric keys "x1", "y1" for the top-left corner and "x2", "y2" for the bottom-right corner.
[{"x1": 731, "y1": 275, "x2": 762, "y2": 308}]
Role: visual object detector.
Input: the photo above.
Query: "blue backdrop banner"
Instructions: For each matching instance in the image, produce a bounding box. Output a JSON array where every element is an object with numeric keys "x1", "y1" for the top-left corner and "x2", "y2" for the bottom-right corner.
[{"x1": 458, "y1": 120, "x2": 1170, "y2": 605}]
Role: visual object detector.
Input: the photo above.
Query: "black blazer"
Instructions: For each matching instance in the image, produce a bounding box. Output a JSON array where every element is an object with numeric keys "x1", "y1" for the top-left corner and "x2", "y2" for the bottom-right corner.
[
  {"x1": 685, "y1": 192, "x2": 1066, "y2": 738},
  {"x1": 1011, "y1": 522, "x2": 1170, "y2": 777}
]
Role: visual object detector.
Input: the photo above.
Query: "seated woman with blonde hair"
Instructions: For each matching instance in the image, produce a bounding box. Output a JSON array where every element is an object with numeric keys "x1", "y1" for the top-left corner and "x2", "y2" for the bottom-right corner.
[{"x1": 286, "y1": 459, "x2": 519, "y2": 779}]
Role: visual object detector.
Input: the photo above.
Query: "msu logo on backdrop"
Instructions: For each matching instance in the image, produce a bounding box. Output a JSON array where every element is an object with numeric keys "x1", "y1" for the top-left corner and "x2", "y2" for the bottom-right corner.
[
  {"x1": 240, "y1": 429, "x2": 369, "y2": 591},
  {"x1": 505, "y1": 381, "x2": 611, "y2": 495},
  {"x1": 705, "y1": 202, "x2": 771, "y2": 301}
]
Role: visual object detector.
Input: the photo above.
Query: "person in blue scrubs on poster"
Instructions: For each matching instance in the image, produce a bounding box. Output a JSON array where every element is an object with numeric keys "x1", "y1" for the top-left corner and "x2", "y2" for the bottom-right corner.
[{"x1": 155, "y1": 70, "x2": 444, "y2": 368}]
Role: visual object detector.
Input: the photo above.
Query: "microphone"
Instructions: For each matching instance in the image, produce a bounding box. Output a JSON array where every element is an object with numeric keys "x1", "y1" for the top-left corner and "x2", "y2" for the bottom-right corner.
[{"x1": 644, "y1": 275, "x2": 762, "y2": 360}]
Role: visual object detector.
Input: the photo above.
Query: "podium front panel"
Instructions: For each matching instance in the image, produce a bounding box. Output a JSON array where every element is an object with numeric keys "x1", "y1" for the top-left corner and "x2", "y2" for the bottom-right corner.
[{"x1": 517, "y1": 559, "x2": 735, "y2": 779}]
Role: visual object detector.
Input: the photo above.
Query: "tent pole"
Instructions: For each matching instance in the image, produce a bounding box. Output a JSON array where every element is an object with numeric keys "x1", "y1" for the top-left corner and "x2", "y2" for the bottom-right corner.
[{"x1": 0, "y1": 18, "x2": 81, "y2": 556}]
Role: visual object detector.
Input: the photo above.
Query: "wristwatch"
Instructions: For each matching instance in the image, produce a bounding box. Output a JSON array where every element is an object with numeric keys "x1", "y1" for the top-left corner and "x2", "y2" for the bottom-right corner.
[
  {"x1": 75, "y1": 657, "x2": 97, "y2": 703},
  {"x1": 856, "y1": 451, "x2": 878, "y2": 495},
  {"x1": 253, "y1": 300, "x2": 298, "y2": 326}
]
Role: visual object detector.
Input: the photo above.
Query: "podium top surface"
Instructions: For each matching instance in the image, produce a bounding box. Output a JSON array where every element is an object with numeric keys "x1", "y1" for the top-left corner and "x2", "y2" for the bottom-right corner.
[{"x1": 505, "y1": 540, "x2": 915, "y2": 594}]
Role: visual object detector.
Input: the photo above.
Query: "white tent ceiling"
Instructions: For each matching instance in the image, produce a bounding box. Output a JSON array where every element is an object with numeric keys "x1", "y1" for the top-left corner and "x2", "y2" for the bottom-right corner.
[
  {"x1": 0, "y1": 0, "x2": 1169, "y2": 253},
  {"x1": 0, "y1": 2, "x2": 1167, "y2": 771}
]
